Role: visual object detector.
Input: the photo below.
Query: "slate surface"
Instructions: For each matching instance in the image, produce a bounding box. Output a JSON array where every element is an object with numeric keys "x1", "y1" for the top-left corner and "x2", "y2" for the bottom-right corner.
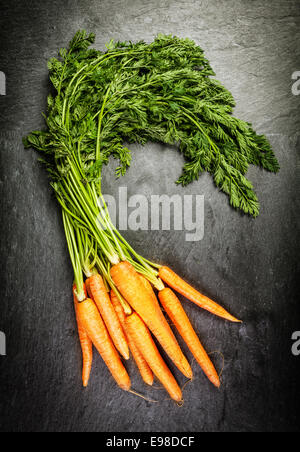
[{"x1": 0, "y1": 0, "x2": 300, "y2": 433}]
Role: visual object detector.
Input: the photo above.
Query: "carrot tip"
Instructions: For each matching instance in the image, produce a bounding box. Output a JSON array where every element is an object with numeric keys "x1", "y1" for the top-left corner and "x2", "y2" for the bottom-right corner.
[
  {"x1": 226, "y1": 315, "x2": 242, "y2": 323},
  {"x1": 176, "y1": 399, "x2": 184, "y2": 407}
]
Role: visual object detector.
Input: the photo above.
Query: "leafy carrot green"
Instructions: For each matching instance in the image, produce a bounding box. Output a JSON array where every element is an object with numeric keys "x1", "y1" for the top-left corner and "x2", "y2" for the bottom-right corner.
[{"x1": 24, "y1": 30, "x2": 279, "y2": 218}]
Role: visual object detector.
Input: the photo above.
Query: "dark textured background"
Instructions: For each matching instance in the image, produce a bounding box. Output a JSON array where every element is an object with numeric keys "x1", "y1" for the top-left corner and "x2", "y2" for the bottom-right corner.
[{"x1": 0, "y1": 0, "x2": 300, "y2": 433}]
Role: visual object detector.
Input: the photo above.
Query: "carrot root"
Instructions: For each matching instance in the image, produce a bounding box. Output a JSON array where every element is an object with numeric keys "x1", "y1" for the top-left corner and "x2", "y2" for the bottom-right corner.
[
  {"x1": 78, "y1": 298, "x2": 131, "y2": 391},
  {"x1": 111, "y1": 290, "x2": 154, "y2": 386},
  {"x1": 111, "y1": 261, "x2": 193, "y2": 379},
  {"x1": 73, "y1": 284, "x2": 93, "y2": 387},
  {"x1": 159, "y1": 266, "x2": 241, "y2": 323},
  {"x1": 87, "y1": 274, "x2": 130, "y2": 360},
  {"x1": 159, "y1": 288, "x2": 220, "y2": 388},
  {"x1": 126, "y1": 313, "x2": 183, "y2": 403}
]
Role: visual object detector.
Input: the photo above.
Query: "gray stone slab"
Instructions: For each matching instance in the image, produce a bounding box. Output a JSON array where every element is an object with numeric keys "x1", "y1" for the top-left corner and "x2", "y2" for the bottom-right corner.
[{"x1": 0, "y1": 0, "x2": 299, "y2": 432}]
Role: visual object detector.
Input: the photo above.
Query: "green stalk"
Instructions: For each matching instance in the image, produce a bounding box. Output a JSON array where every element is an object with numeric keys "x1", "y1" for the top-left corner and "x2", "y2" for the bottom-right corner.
[
  {"x1": 62, "y1": 175, "x2": 117, "y2": 263},
  {"x1": 62, "y1": 211, "x2": 85, "y2": 301}
]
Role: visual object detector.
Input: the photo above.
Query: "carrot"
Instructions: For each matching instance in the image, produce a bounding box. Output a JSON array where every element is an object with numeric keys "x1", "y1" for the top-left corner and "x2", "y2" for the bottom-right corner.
[
  {"x1": 111, "y1": 261, "x2": 192, "y2": 379},
  {"x1": 126, "y1": 313, "x2": 183, "y2": 402},
  {"x1": 159, "y1": 288, "x2": 220, "y2": 387},
  {"x1": 85, "y1": 278, "x2": 91, "y2": 298},
  {"x1": 111, "y1": 290, "x2": 154, "y2": 386},
  {"x1": 110, "y1": 290, "x2": 127, "y2": 324},
  {"x1": 138, "y1": 274, "x2": 167, "y2": 306},
  {"x1": 77, "y1": 297, "x2": 131, "y2": 391},
  {"x1": 159, "y1": 266, "x2": 241, "y2": 322},
  {"x1": 86, "y1": 274, "x2": 129, "y2": 360},
  {"x1": 73, "y1": 285, "x2": 93, "y2": 387}
]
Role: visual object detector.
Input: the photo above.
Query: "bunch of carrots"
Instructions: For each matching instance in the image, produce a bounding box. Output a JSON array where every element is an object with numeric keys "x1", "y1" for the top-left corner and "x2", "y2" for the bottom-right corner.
[
  {"x1": 24, "y1": 31, "x2": 243, "y2": 404},
  {"x1": 66, "y1": 204, "x2": 240, "y2": 403}
]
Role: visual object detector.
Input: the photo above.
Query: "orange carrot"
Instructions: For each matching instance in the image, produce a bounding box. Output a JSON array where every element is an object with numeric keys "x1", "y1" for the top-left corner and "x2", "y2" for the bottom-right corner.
[
  {"x1": 159, "y1": 288, "x2": 220, "y2": 387},
  {"x1": 159, "y1": 266, "x2": 240, "y2": 322},
  {"x1": 77, "y1": 298, "x2": 131, "y2": 391},
  {"x1": 85, "y1": 278, "x2": 91, "y2": 298},
  {"x1": 138, "y1": 274, "x2": 155, "y2": 296},
  {"x1": 126, "y1": 313, "x2": 182, "y2": 402},
  {"x1": 87, "y1": 274, "x2": 129, "y2": 360},
  {"x1": 111, "y1": 261, "x2": 192, "y2": 379},
  {"x1": 111, "y1": 290, "x2": 154, "y2": 386},
  {"x1": 73, "y1": 284, "x2": 93, "y2": 387}
]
